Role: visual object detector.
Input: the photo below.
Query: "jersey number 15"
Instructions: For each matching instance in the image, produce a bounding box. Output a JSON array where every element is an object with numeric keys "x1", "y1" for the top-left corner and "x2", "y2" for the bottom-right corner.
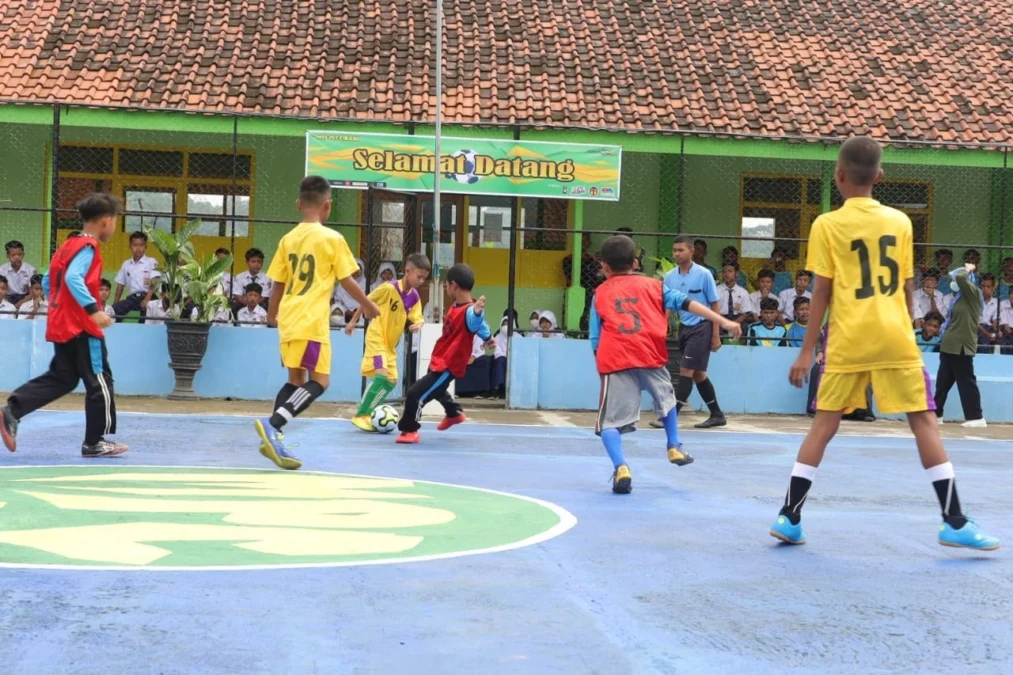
[{"x1": 850, "y1": 236, "x2": 898, "y2": 300}]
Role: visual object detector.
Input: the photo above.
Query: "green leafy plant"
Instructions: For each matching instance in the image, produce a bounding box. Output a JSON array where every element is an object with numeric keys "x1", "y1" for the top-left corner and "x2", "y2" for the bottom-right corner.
[
  {"x1": 648, "y1": 256, "x2": 675, "y2": 280},
  {"x1": 145, "y1": 221, "x2": 233, "y2": 322}
]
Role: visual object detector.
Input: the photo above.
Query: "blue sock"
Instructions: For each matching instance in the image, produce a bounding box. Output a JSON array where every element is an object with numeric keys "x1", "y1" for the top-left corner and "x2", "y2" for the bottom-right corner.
[
  {"x1": 601, "y1": 428, "x2": 626, "y2": 469},
  {"x1": 661, "y1": 408, "x2": 680, "y2": 449}
]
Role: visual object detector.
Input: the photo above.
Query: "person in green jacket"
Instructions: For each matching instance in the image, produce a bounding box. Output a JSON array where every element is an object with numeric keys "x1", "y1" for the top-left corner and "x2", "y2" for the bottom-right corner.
[{"x1": 934, "y1": 263, "x2": 985, "y2": 427}]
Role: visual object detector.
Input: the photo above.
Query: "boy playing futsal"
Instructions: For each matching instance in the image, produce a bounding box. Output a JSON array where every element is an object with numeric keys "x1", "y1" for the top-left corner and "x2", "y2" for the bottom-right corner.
[
  {"x1": 396, "y1": 263, "x2": 492, "y2": 444},
  {"x1": 346, "y1": 253, "x2": 431, "y2": 431},
  {"x1": 592, "y1": 235, "x2": 742, "y2": 494},
  {"x1": 254, "y1": 176, "x2": 379, "y2": 470},
  {"x1": 0, "y1": 194, "x2": 126, "y2": 457},
  {"x1": 770, "y1": 137, "x2": 998, "y2": 550}
]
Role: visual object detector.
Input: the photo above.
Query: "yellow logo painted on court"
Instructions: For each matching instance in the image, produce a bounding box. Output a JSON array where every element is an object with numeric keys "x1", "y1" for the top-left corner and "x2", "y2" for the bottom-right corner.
[{"x1": 0, "y1": 467, "x2": 574, "y2": 569}]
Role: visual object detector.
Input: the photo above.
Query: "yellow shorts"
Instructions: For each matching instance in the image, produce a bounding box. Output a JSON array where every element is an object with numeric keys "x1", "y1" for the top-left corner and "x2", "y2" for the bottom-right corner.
[
  {"x1": 361, "y1": 351, "x2": 398, "y2": 381},
  {"x1": 816, "y1": 366, "x2": 935, "y2": 415},
  {"x1": 279, "y1": 340, "x2": 332, "y2": 376}
]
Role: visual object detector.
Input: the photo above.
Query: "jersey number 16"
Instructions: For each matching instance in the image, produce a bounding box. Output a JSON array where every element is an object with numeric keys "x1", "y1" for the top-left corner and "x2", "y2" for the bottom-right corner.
[{"x1": 850, "y1": 235, "x2": 898, "y2": 300}]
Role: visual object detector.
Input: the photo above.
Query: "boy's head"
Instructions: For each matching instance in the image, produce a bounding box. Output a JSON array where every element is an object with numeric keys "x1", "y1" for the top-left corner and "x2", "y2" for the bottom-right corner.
[
  {"x1": 793, "y1": 296, "x2": 811, "y2": 325},
  {"x1": 722, "y1": 262, "x2": 739, "y2": 286},
  {"x1": 980, "y1": 272, "x2": 995, "y2": 299},
  {"x1": 4, "y1": 240, "x2": 24, "y2": 268},
  {"x1": 78, "y1": 194, "x2": 123, "y2": 243},
  {"x1": 671, "y1": 235, "x2": 693, "y2": 266},
  {"x1": 446, "y1": 263, "x2": 476, "y2": 301},
  {"x1": 794, "y1": 269, "x2": 811, "y2": 292},
  {"x1": 379, "y1": 264, "x2": 396, "y2": 282},
  {"x1": 835, "y1": 136, "x2": 883, "y2": 191},
  {"x1": 0, "y1": 274, "x2": 7, "y2": 301},
  {"x1": 245, "y1": 248, "x2": 265, "y2": 274},
  {"x1": 1002, "y1": 256, "x2": 1013, "y2": 277},
  {"x1": 539, "y1": 316, "x2": 553, "y2": 331},
  {"x1": 693, "y1": 239, "x2": 707, "y2": 263},
  {"x1": 600, "y1": 235, "x2": 636, "y2": 277},
  {"x1": 935, "y1": 248, "x2": 953, "y2": 271},
  {"x1": 964, "y1": 249, "x2": 981, "y2": 266},
  {"x1": 296, "y1": 175, "x2": 333, "y2": 222},
  {"x1": 922, "y1": 269, "x2": 939, "y2": 291},
  {"x1": 99, "y1": 278, "x2": 112, "y2": 302},
  {"x1": 128, "y1": 231, "x2": 148, "y2": 259},
  {"x1": 759, "y1": 297, "x2": 779, "y2": 326},
  {"x1": 722, "y1": 246, "x2": 739, "y2": 265},
  {"x1": 215, "y1": 247, "x2": 229, "y2": 260},
  {"x1": 404, "y1": 253, "x2": 432, "y2": 290},
  {"x1": 922, "y1": 311, "x2": 944, "y2": 338},
  {"x1": 770, "y1": 247, "x2": 787, "y2": 269},
  {"x1": 29, "y1": 273, "x2": 43, "y2": 298},
  {"x1": 245, "y1": 283, "x2": 263, "y2": 308},
  {"x1": 757, "y1": 269, "x2": 775, "y2": 292}
]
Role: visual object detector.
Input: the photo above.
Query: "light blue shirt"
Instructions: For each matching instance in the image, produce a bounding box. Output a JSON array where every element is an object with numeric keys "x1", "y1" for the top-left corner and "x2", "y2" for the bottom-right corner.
[
  {"x1": 465, "y1": 305, "x2": 492, "y2": 340},
  {"x1": 664, "y1": 263, "x2": 718, "y2": 327},
  {"x1": 589, "y1": 283, "x2": 689, "y2": 351}
]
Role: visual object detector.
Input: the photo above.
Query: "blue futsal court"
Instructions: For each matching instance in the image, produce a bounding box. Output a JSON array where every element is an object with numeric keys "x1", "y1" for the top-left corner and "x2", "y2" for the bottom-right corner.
[{"x1": 0, "y1": 409, "x2": 1010, "y2": 674}]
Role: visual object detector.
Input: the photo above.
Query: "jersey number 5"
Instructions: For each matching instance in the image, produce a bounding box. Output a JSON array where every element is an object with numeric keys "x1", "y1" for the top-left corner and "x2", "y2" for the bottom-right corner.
[
  {"x1": 614, "y1": 297, "x2": 642, "y2": 334},
  {"x1": 851, "y1": 236, "x2": 899, "y2": 299},
  {"x1": 286, "y1": 254, "x2": 316, "y2": 296}
]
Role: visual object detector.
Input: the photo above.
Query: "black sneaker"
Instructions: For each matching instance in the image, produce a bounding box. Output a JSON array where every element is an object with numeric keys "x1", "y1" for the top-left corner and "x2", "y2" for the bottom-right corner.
[
  {"x1": 694, "y1": 415, "x2": 727, "y2": 429},
  {"x1": 0, "y1": 406, "x2": 17, "y2": 452},
  {"x1": 82, "y1": 439, "x2": 129, "y2": 458}
]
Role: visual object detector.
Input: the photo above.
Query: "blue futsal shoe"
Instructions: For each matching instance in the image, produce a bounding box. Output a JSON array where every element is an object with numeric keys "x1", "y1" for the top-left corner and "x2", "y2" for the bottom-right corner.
[
  {"x1": 939, "y1": 519, "x2": 1000, "y2": 551},
  {"x1": 769, "y1": 514, "x2": 806, "y2": 545},
  {"x1": 254, "y1": 418, "x2": 302, "y2": 470}
]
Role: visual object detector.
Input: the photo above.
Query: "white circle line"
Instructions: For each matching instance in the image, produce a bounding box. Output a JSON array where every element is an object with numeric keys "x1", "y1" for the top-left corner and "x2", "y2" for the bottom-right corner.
[{"x1": 0, "y1": 464, "x2": 578, "y2": 572}]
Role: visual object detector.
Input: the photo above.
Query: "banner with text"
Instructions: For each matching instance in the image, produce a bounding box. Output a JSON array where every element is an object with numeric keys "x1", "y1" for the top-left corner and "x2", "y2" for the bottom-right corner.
[{"x1": 306, "y1": 132, "x2": 622, "y2": 201}]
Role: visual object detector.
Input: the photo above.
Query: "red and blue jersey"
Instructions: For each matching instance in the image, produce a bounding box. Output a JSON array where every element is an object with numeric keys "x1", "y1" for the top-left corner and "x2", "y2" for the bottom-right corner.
[
  {"x1": 430, "y1": 302, "x2": 492, "y2": 377},
  {"x1": 46, "y1": 233, "x2": 105, "y2": 344}
]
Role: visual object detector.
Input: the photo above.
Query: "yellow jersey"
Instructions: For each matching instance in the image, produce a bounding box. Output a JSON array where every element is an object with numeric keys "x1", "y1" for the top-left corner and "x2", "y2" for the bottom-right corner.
[
  {"x1": 807, "y1": 197, "x2": 922, "y2": 373},
  {"x1": 267, "y1": 222, "x2": 358, "y2": 344},
  {"x1": 364, "y1": 280, "x2": 423, "y2": 355}
]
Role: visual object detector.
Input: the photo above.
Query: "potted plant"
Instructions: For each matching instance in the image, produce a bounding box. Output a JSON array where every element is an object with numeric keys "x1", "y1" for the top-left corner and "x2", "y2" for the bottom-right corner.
[
  {"x1": 145, "y1": 221, "x2": 233, "y2": 400},
  {"x1": 648, "y1": 255, "x2": 682, "y2": 381}
]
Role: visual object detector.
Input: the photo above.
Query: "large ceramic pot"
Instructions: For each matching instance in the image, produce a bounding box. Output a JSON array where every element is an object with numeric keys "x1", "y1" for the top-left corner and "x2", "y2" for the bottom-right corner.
[{"x1": 165, "y1": 321, "x2": 211, "y2": 400}]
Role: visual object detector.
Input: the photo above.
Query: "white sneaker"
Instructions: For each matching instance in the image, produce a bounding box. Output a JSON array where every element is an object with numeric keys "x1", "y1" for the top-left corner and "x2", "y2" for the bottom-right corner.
[
  {"x1": 936, "y1": 416, "x2": 944, "y2": 426},
  {"x1": 961, "y1": 418, "x2": 987, "y2": 429}
]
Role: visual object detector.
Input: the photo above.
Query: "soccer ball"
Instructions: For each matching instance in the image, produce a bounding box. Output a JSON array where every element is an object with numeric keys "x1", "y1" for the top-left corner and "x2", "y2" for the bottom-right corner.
[
  {"x1": 447, "y1": 149, "x2": 480, "y2": 184},
  {"x1": 371, "y1": 405, "x2": 400, "y2": 434}
]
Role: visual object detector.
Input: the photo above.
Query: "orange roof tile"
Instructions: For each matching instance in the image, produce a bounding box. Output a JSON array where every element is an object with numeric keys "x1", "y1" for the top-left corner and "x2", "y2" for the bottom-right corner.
[{"x1": 1, "y1": 1, "x2": 1012, "y2": 142}]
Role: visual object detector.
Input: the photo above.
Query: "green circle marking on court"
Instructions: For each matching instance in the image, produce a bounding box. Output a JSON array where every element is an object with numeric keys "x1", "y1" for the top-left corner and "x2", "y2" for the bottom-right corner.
[{"x1": 0, "y1": 466, "x2": 575, "y2": 570}]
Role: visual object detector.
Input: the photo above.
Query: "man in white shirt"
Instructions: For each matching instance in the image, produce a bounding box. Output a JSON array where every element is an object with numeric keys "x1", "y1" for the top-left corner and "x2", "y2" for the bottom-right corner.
[
  {"x1": 749, "y1": 270, "x2": 780, "y2": 322},
  {"x1": 236, "y1": 282, "x2": 268, "y2": 327},
  {"x1": 998, "y1": 296, "x2": 1013, "y2": 354},
  {"x1": 0, "y1": 240, "x2": 37, "y2": 305},
  {"x1": 112, "y1": 231, "x2": 161, "y2": 322},
  {"x1": 0, "y1": 275, "x2": 17, "y2": 320},
  {"x1": 232, "y1": 248, "x2": 272, "y2": 313},
  {"x1": 778, "y1": 270, "x2": 813, "y2": 322},
  {"x1": 15, "y1": 274, "x2": 47, "y2": 321},
  {"x1": 978, "y1": 273, "x2": 1000, "y2": 351},
  {"x1": 718, "y1": 263, "x2": 753, "y2": 335}
]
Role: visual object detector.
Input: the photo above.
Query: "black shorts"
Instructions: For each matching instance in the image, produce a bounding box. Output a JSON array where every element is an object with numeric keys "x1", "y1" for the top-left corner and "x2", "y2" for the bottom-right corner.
[{"x1": 678, "y1": 320, "x2": 713, "y2": 372}]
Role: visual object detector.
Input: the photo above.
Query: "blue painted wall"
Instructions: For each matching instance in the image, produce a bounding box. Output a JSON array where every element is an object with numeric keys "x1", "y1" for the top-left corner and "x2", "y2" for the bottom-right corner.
[{"x1": 508, "y1": 336, "x2": 1013, "y2": 423}]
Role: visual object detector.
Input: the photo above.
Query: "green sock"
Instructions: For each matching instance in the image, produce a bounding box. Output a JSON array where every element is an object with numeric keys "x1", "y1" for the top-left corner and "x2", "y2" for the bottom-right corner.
[{"x1": 356, "y1": 374, "x2": 395, "y2": 416}]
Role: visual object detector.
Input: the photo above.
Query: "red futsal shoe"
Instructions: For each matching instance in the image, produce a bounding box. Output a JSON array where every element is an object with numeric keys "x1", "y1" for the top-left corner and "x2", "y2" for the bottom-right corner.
[
  {"x1": 396, "y1": 431, "x2": 421, "y2": 444},
  {"x1": 437, "y1": 414, "x2": 467, "y2": 431}
]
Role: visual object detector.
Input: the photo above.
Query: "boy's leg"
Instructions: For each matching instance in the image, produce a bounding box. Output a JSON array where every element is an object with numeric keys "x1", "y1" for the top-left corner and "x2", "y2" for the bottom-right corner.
[
  {"x1": 596, "y1": 372, "x2": 637, "y2": 493},
  {"x1": 950, "y1": 351, "x2": 983, "y2": 422},
  {"x1": 356, "y1": 355, "x2": 397, "y2": 417},
  {"x1": 807, "y1": 362, "x2": 822, "y2": 414},
  {"x1": 2, "y1": 341, "x2": 81, "y2": 450},
  {"x1": 433, "y1": 377, "x2": 465, "y2": 429},
  {"x1": 641, "y1": 367, "x2": 693, "y2": 466},
  {"x1": 398, "y1": 370, "x2": 453, "y2": 439},
  {"x1": 78, "y1": 337, "x2": 126, "y2": 456},
  {"x1": 269, "y1": 368, "x2": 328, "y2": 430}
]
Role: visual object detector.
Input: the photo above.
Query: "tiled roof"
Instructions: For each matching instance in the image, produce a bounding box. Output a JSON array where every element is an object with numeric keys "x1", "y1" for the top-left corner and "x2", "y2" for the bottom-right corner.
[{"x1": 1, "y1": 1, "x2": 1012, "y2": 143}]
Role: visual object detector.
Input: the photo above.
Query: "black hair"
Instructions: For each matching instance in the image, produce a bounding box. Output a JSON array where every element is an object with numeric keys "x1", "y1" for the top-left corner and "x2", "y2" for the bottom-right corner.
[
  {"x1": 29, "y1": 274, "x2": 43, "y2": 286},
  {"x1": 245, "y1": 283, "x2": 263, "y2": 295},
  {"x1": 923, "y1": 268, "x2": 940, "y2": 281},
  {"x1": 78, "y1": 193, "x2": 123, "y2": 222},
  {"x1": 980, "y1": 272, "x2": 995, "y2": 283},
  {"x1": 299, "y1": 175, "x2": 332, "y2": 206},
  {"x1": 215, "y1": 247, "x2": 230, "y2": 256},
  {"x1": 446, "y1": 263, "x2": 476, "y2": 291},
  {"x1": 100, "y1": 278, "x2": 112, "y2": 289},
  {"x1": 693, "y1": 238, "x2": 707, "y2": 248},
  {"x1": 128, "y1": 231, "x2": 147, "y2": 244},
  {"x1": 616, "y1": 227, "x2": 633, "y2": 235},
  {"x1": 936, "y1": 249, "x2": 953, "y2": 258},
  {"x1": 923, "y1": 311, "x2": 945, "y2": 324},
  {"x1": 0, "y1": 275, "x2": 7, "y2": 285},
  {"x1": 600, "y1": 235, "x2": 636, "y2": 273},
  {"x1": 759, "y1": 297, "x2": 780, "y2": 311},
  {"x1": 245, "y1": 248, "x2": 265, "y2": 261},
  {"x1": 722, "y1": 261, "x2": 740, "y2": 272},
  {"x1": 771, "y1": 246, "x2": 786, "y2": 256},
  {"x1": 757, "y1": 269, "x2": 775, "y2": 281},
  {"x1": 503, "y1": 308, "x2": 519, "y2": 320},
  {"x1": 838, "y1": 136, "x2": 882, "y2": 186},
  {"x1": 793, "y1": 296, "x2": 811, "y2": 309},
  {"x1": 672, "y1": 235, "x2": 692, "y2": 247},
  {"x1": 405, "y1": 252, "x2": 432, "y2": 272},
  {"x1": 965, "y1": 249, "x2": 981, "y2": 260},
  {"x1": 796, "y1": 269, "x2": 812, "y2": 280},
  {"x1": 4, "y1": 240, "x2": 24, "y2": 253}
]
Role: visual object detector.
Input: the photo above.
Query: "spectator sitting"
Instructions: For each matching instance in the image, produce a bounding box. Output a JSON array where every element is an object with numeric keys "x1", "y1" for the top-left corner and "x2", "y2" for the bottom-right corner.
[
  {"x1": 112, "y1": 231, "x2": 160, "y2": 323},
  {"x1": 143, "y1": 286, "x2": 174, "y2": 325},
  {"x1": 237, "y1": 283, "x2": 268, "y2": 328},
  {"x1": 16, "y1": 274, "x2": 47, "y2": 321},
  {"x1": 331, "y1": 257, "x2": 366, "y2": 328},
  {"x1": 527, "y1": 310, "x2": 541, "y2": 332},
  {"x1": 749, "y1": 270, "x2": 779, "y2": 322},
  {"x1": 721, "y1": 246, "x2": 750, "y2": 289},
  {"x1": 934, "y1": 249, "x2": 955, "y2": 297},
  {"x1": 999, "y1": 295, "x2": 1013, "y2": 354},
  {"x1": 370, "y1": 262, "x2": 397, "y2": 292},
  {"x1": 232, "y1": 248, "x2": 272, "y2": 313},
  {"x1": 532, "y1": 310, "x2": 563, "y2": 339},
  {"x1": 785, "y1": 296, "x2": 811, "y2": 347},
  {"x1": 978, "y1": 273, "x2": 1000, "y2": 352},
  {"x1": 778, "y1": 270, "x2": 812, "y2": 322},
  {"x1": 456, "y1": 334, "x2": 493, "y2": 398},
  {"x1": 99, "y1": 279, "x2": 116, "y2": 319},
  {"x1": 718, "y1": 262, "x2": 752, "y2": 340},
  {"x1": 0, "y1": 275, "x2": 16, "y2": 320},
  {"x1": 215, "y1": 248, "x2": 234, "y2": 297},
  {"x1": 490, "y1": 310, "x2": 517, "y2": 399},
  {"x1": 693, "y1": 238, "x2": 717, "y2": 278},
  {"x1": 916, "y1": 311, "x2": 944, "y2": 353},
  {"x1": 913, "y1": 268, "x2": 948, "y2": 328},
  {"x1": 999, "y1": 256, "x2": 1013, "y2": 301},
  {"x1": 768, "y1": 246, "x2": 795, "y2": 295},
  {"x1": 746, "y1": 297, "x2": 787, "y2": 347},
  {"x1": 0, "y1": 240, "x2": 36, "y2": 305}
]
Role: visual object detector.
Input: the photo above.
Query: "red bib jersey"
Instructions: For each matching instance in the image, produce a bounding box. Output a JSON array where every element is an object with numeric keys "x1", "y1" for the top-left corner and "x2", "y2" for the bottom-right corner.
[
  {"x1": 593, "y1": 274, "x2": 670, "y2": 374},
  {"x1": 430, "y1": 302, "x2": 490, "y2": 378},
  {"x1": 46, "y1": 233, "x2": 105, "y2": 344}
]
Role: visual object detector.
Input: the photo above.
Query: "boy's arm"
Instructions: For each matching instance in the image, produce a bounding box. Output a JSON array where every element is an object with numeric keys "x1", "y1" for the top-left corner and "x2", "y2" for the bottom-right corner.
[
  {"x1": 903, "y1": 278, "x2": 916, "y2": 320},
  {"x1": 64, "y1": 248, "x2": 112, "y2": 328},
  {"x1": 113, "y1": 264, "x2": 127, "y2": 302},
  {"x1": 465, "y1": 303, "x2": 492, "y2": 341},
  {"x1": 343, "y1": 308, "x2": 363, "y2": 335},
  {"x1": 340, "y1": 277, "x2": 379, "y2": 318},
  {"x1": 407, "y1": 297, "x2": 424, "y2": 331},
  {"x1": 588, "y1": 301, "x2": 602, "y2": 352},
  {"x1": 665, "y1": 286, "x2": 741, "y2": 339},
  {"x1": 266, "y1": 282, "x2": 286, "y2": 326},
  {"x1": 789, "y1": 275, "x2": 831, "y2": 387}
]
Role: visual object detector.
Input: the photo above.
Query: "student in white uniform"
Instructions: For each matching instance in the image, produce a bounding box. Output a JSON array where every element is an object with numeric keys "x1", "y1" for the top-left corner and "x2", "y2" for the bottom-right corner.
[
  {"x1": 214, "y1": 247, "x2": 234, "y2": 297},
  {"x1": 913, "y1": 269, "x2": 949, "y2": 328},
  {"x1": 232, "y1": 248, "x2": 273, "y2": 313},
  {"x1": 718, "y1": 262, "x2": 753, "y2": 338},
  {"x1": 998, "y1": 295, "x2": 1013, "y2": 354},
  {"x1": 749, "y1": 270, "x2": 780, "y2": 323},
  {"x1": 777, "y1": 270, "x2": 813, "y2": 322},
  {"x1": 236, "y1": 282, "x2": 268, "y2": 328},
  {"x1": 144, "y1": 288, "x2": 174, "y2": 326},
  {"x1": 99, "y1": 279, "x2": 117, "y2": 319},
  {"x1": 490, "y1": 310, "x2": 517, "y2": 398},
  {"x1": 112, "y1": 231, "x2": 161, "y2": 322},
  {"x1": 978, "y1": 273, "x2": 1000, "y2": 352},
  {"x1": 16, "y1": 274, "x2": 47, "y2": 321},
  {"x1": 0, "y1": 240, "x2": 36, "y2": 305},
  {"x1": 331, "y1": 257, "x2": 366, "y2": 327},
  {"x1": 0, "y1": 275, "x2": 17, "y2": 319}
]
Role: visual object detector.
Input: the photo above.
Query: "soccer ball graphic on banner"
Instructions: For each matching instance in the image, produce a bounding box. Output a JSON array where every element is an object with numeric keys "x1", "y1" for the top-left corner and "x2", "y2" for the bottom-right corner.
[
  {"x1": 371, "y1": 405, "x2": 400, "y2": 434},
  {"x1": 447, "y1": 149, "x2": 480, "y2": 184}
]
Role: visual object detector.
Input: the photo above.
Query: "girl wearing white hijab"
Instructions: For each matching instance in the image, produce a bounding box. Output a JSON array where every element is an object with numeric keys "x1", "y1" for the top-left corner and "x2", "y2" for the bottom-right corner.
[
  {"x1": 370, "y1": 262, "x2": 398, "y2": 292},
  {"x1": 533, "y1": 310, "x2": 564, "y2": 339},
  {"x1": 331, "y1": 258, "x2": 366, "y2": 327}
]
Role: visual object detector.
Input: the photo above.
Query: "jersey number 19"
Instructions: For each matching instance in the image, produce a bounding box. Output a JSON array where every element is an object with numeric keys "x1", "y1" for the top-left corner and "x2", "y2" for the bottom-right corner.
[{"x1": 287, "y1": 254, "x2": 316, "y2": 295}]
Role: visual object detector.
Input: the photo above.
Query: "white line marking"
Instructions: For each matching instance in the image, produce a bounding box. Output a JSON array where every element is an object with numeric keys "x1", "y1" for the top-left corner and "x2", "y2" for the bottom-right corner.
[{"x1": 539, "y1": 411, "x2": 577, "y2": 428}]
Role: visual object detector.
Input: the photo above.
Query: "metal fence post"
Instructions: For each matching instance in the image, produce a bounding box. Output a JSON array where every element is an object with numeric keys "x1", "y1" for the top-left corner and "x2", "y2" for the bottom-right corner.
[
  {"x1": 504, "y1": 126, "x2": 521, "y2": 406},
  {"x1": 229, "y1": 114, "x2": 239, "y2": 298},
  {"x1": 49, "y1": 104, "x2": 61, "y2": 257}
]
